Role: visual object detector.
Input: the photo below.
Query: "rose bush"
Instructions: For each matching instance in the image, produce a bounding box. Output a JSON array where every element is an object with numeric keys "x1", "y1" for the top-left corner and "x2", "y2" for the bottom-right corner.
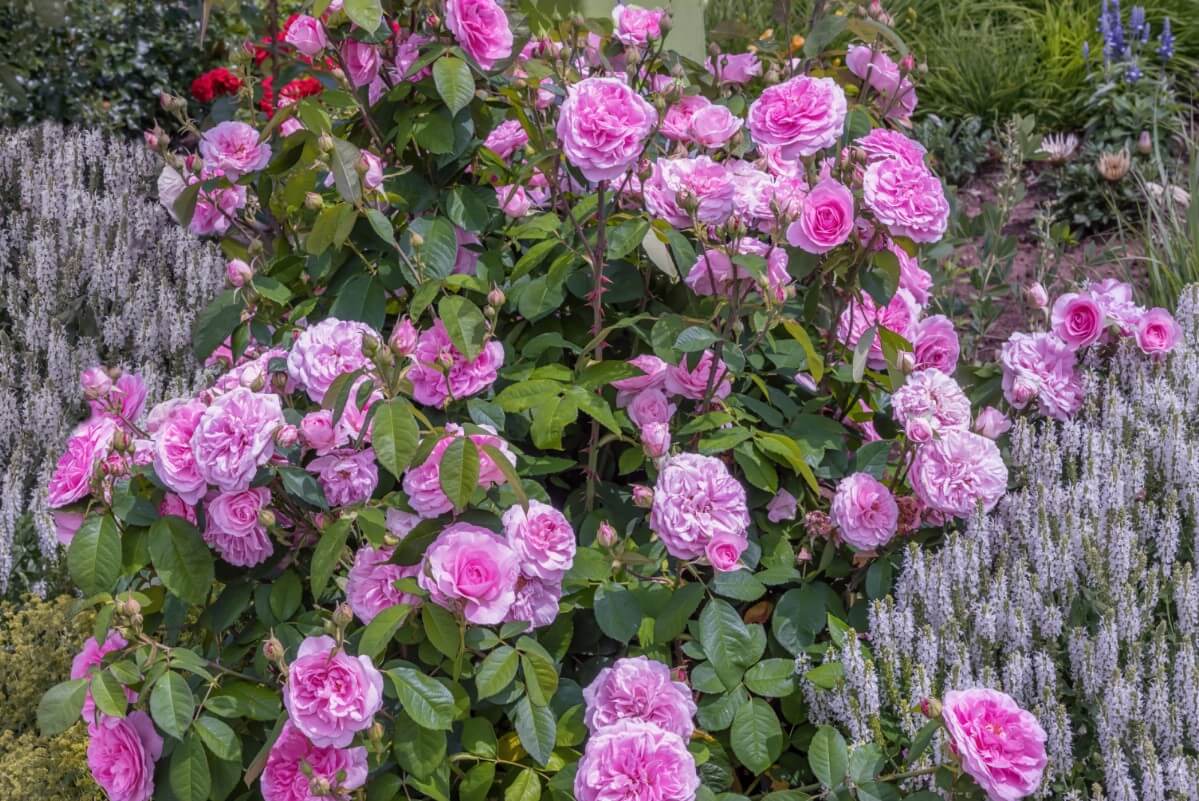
[{"x1": 40, "y1": 3, "x2": 1178, "y2": 801}]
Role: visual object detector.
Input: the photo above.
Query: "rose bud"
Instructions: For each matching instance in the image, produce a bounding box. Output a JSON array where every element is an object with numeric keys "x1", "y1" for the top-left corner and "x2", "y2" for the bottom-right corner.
[{"x1": 226, "y1": 258, "x2": 253, "y2": 288}]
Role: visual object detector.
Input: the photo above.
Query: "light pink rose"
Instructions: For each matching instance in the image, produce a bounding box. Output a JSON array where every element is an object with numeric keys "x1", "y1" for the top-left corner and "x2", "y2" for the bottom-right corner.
[
  {"x1": 483, "y1": 119, "x2": 528, "y2": 160},
  {"x1": 226, "y1": 258, "x2": 253, "y2": 287},
  {"x1": 203, "y1": 487, "x2": 273, "y2": 567},
  {"x1": 72, "y1": 631, "x2": 128, "y2": 722},
  {"x1": 705, "y1": 52, "x2": 762, "y2": 85},
  {"x1": 627, "y1": 388, "x2": 675, "y2": 427},
  {"x1": 684, "y1": 239, "x2": 788, "y2": 300},
  {"x1": 284, "y1": 635, "x2": 384, "y2": 748},
  {"x1": 855, "y1": 128, "x2": 927, "y2": 165},
  {"x1": 502, "y1": 499, "x2": 576, "y2": 581},
  {"x1": 650, "y1": 453, "x2": 749, "y2": 560},
  {"x1": 47, "y1": 416, "x2": 117, "y2": 508},
  {"x1": 53, "y1": 509, "x2": 86, "y2": 545},
  {"x1": 583, "y1": 656, "x2": 697, "y2": 738},
  {"x1": 747, "y1": 75, "x2": 847, "y2": 159},
  {"x1": 974, "y1": 407, "x2": 1011, "y2": 439},
  {"x1": 284, "y1": 14, "x2": 327, "y2": 57},
  {"x1": 192, "y1": 388, "x2": 284, "y2": 492},
  {"x1": 419, "y1": 522, "x2": 520, "y2": 624},
  {"x1": 199, "y1": 121, "x2": 271, "y2": 180},
  {"x1": 286, "y1": 318, "x2": 376, "y2": 403},
  {"x1": 999, "y1": 331, "x2": 1083, "y2": 421},
  {"x1": 505, "y1": 576, "x2": 562, "y2": 630},
  {"x1": 80, "y1": 366, "x2": 112, "y2": 400},
  {"x1": 574, "y1": 719, "x2": 699, "y2": 801},
  {"x1": 1050, "y1": 292, "x2": 1105, "y2": 349},
  {"x1": 151, "y1": 400, "x2": 208, "y2": 504},
  {"x1": 407, "y1": 319, "x2": 504, "y2": 407},
  {"x1": 661, "y1": 95, "x2": 712, "y2": 143},
  {"x1": 496, "y1": 184, "x2": 531, "y2": 217},
  {"x1": 308, "y1": 448, "x2": 378, "y2": 507},
  {"x1": 705, "y1": 532, "x2": 747, "y2": 572},
  {"x1": 300, "y1": 410, "x2": 340, "y2": 454},
  {"x1": 836, "y1": 288, "x2": 921, "y2": 370},
  {"x1": 86, "y1": 712, "x2": 163, "y2": 801},
  {"x1": 643, "y1": 156, "x2": 735, "y2": 227},
  {"x1": 346, "y1": 544, "x2": 422, "y2": 624},
  {"x1": 767, "y1": 489, "x2": 798, "y2": 523},
  {"x1": 1088, "y1": 277, "x2": 1143, "y2": 334},
  {"x1": 341, "y1": 40, "x2": 380, "y2": 87},
  {"x1": 402, "y1": 425, "x2": 514, "y2": 517},
  {"x1": 758, "y1": 143, "x2": 802, "y2": 177},
  {"x1": 665, "y1": 350, "x2": 732, "y2": 400},
  {"x1": 689, "y1": 104, "x2": 743, "y2": 149},
  {"x1": 612, "y1": 354, "x2": 669, "y2": 396},
  {"x1": 557, "y1": 76, "x2": 657, "y2": 182},
  {"x1": 846, "y1": 45, "x2": 916, "y2": 121},
  {"x1": 188, "y1": 176, "x2": 247, "y2": 237},
  {"x1": 909, "y1": 429, "x2": 1008, "y2": 518},
  {"x1": 611, "y1": 4, "x2": 665, "y2": 46},
  {"x1": 359, "y1": 150, "x2": 384, "y2": 192},
  {"x1": 891, "y1": 243, "x2": 932, "y2": 306},
  {"x1": 640, "y1": 421, "x2": 672, "y2": 459},
  {"x1": 786, "y1": 178, "x2": 854, "y2": 254},
  {"x1": 445, "y1": 0, "x2": 513, "y2": 70},
  {"x1": 891, "y1": 368, "x2": 971, "y2": 443},
  {"x1": 942, "y1": 688, "x2": 1047, "y2": 801},
  {"x1": 261, "y1": 721, "x2": 368, "y2": 801},
  {"x1": 862, "y1": 157, "x2": 949, "y2": 243},
  {"x1": 1026, "y1": 281, "x2": 1049, "y2": 310},
  {"x1": 1135, "y1": 307, "x2": 1182, "y2": 355},
  {"x1": 913, "y1": 314, "x2": 960, "y2": 373},
  {"x1": 831, "y1": 472, "x2": 898, "y2": 550},
  {"x1": 729, "y1": 162, "x2": 776, "y2": 226}
]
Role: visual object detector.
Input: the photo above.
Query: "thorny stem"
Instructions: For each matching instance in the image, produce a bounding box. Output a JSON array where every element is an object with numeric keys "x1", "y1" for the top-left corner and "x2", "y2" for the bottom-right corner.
[{"x1": 585, "y1": 181, "x2": 610, "y2": 512}]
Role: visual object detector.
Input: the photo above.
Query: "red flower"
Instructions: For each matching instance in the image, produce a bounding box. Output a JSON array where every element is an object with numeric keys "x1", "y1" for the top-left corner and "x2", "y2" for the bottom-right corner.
[
  {"x1": 259, "y1": 76, "x2": 325, "y2": 114},
  {"x1": 190, "y1": 68, "x2": 242, "y2": 103}
]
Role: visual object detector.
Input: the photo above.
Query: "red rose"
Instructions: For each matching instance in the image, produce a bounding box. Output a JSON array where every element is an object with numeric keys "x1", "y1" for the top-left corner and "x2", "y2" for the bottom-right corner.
[{"x1": 190, "y1": 68, "x2": 242, "y2": 103}]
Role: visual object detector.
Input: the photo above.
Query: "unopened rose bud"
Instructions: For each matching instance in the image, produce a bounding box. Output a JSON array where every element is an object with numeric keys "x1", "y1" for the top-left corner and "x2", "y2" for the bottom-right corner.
[
  {"x1": 258, "y1": 508, "x2": 277, "y2": 528},
  {"x1": 361, "y1": 335, "x2": 379, "y2": 358},
  {"x1": 332, "y1": 602, "x2": 354, "y2": 628},
  {"x1": 240, "y1": 364, "x2": 267, "y2": 391},
  {"x1": 369, "y1": 721, "x2": 385, "y2": 743},
  {"x1": 111, "y1": 429, "x2": 130, "y2": 452},
  {"x1": 409, "y1": 231, "x2": 424, "y2": 248},
  {"x1": 275, "y1": 425, "x2": 300, "y2": 448},
  {"x1": 596, "y1": 521, "x2": 618, "y2": 548},
  {"x1": 124, "y1": 598, "x2": 142, "y2": 616},
  {"x1": 355, "y1": 154, "x2": 371, "y2": 175},
  {"x1": 437, "y1": 352, "x2": 455, "y2": 370},
  {"x1": 388, "y1": 318, "x2": 418, "y2": 357},
  {"x1": 899, "y1": 52, "x2": 916, "y2": 73},
  {"x1": 330, "y1": 67, "x2": 346, "y2": 83},
  {"x1": 304, "y1": 192, "x2": 324, "y2": 210},
  {"x1": 81, "y1": 366, "x2": 113, "y2": 400},
  {"x1": 143, "y1": 129, "x2": 160, "y2": 150},
  {"x1": 1137, "y1": 130, "x2": 1153, "y2": 155},
  {"x1": 248, "y1": 238, "x2": 265, "y2": 256},
  {"x1": 487, "y1": 287, "x2": 506, "y2": 308},
  {"x1": 309, "y1": 776, "x2": 333, "y2": 797},
  {"x1": 263, "y1": 636, "x2": 285, "y2": 662},
  {"x1": 919, "y1": 697, "x2": 943, "y2": 719},
  {"x1": 632, "y1": 485, "x2": 653, "y2": 508},
  {"x1": 226, "y1": 258, "x2": 253, "y2": 288},
  {"x1": 382, "y1": 533, "x2": 401, "y2": 548},
  {"x1": 1026, "y1": 281, "x2": 1048, "y2": 310},
  {"x1": 708, "y1": 41, "x2": 721, "y2": 57},
  {"x1": 796, "y1": 547, "x2": 813, "y2": 563},
  {"x1": 659, "y1": 13, "x2": 672, "y2": 33},
  {"x1": 317, "y1": 133, "x2": 334, "y2": 153}
]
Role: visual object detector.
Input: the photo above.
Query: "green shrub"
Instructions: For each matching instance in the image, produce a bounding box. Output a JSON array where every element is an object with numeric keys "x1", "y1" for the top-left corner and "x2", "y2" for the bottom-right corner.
[
  {"x1": 914, "y1": 114, "x2": 993, "y2": 186},
  {"x1": 0, "y1": 726, "x2": 101, "y2": 801}
]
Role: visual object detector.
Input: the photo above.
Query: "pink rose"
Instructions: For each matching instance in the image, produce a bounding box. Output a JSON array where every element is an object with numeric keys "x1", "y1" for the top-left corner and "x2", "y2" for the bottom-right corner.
[
  {"x1": 159, "y1": 493, "x2": 197, "y2": 525},
  {"x1": 80, "y1": 366, "x2": 112, "y2": 400},
  {"x1": 226, "y1": 258, "x2": 253, "y2": 287},
  {"x1": 284, "y1": 635, "x2": 384, "y2": 748},
  {"x1": 1135, "y1": 307, "x2": 1181, "y2": 355},
  {"x1": 862, "y1": 157, "x2": 949, "y2": 243},
  {"x1": 846, "y1": 45, "x2": 916, "y2": 121},
  {"x1": 583, "y1": 656, "x2": 697, "y2": 738},
  {"x1": 557, "y1": 77, "x2": 657, "y2": 182},
  {"x1": 47, "y1": 416, "x2": 117, "y2": 508},
  {"x1": 1050, "y1": 292, "x2": 1105, "y2": 349},
  {"x1": 855, "y1": 128, "x2": 927, "y2": 165},
  {"x1": 1026, "y1": 281, "x2": 1049, "y2": 310},
  {"x1": 643, "y1": 156, "x2": 735, "y2": 227},
  {"x1": 661, "y1": 95, "x2": 712, "y2": 143},
  {"x1": 483, "y1": 119, "x2": 528, "y2": 161},
  {"x1": 913, "y1": 314, "x2": 960, "y2": 373},
  {"x1": 747, "y1": 75, "x2": 847, "y2": 159},
  {"x1": 72, "y1": 631, "x2": 128, "y2": 722},
  {"x1": 346, "y1": 544, "x2": 422, "y2": 624},
  {"x1": 705, "y1": 532, "x2": 747, "y2": 572},
  {"x1": 388, "y1": 317, "x2": 418, "y2": 357},
  {"x1": 445, "y1": 0, "x2": 513, "y2": 70},
  {"x1": 786, "y1": 178, "x2": 854, "y2": 254},
  {"x1": 729, "y1": 163, "x2": 776, "y2": 226},
  {"x1": 999, "y1": 332, "x2": 1083, "y2": 421},
  {"x1": 974, "y1": 407, "x2": 1011, "y2": 439},
  {"x1": 199, "y1": 121, "x2": 271, "y2": 180},
  {"x1": 627, "y1": 388, "x2": 675, "y2": 427},
  {"x1": 830, "y1": 472, "x2": 898, "y2": 550},
  {"x1": 1088, "y1": 277, "x2": 1143, "y2": 334},
  {"x1": 86, "y1": 712, "x2": 163, "y2": 801},
  {"x1": 894, "y1": 244, "x2": 933, "y2": 307},
  {"x1": 705, "y1": 52, "x2": 762, "y2": 85},
  {"x1": 284, "y1": 14, "x2": 327, "y2": 57},
  {"x1": 611, "y1": 4, "x2": 665, "y2": 46},
  {"x1": 390, "y1": 31, "x2": 435, "y2": 82},
  {"x1": 261, "y1": 721, "x2": 368, "y2": 801},
  {"x1": 192, "y1": 388, "x2": 284, "y2": 492},
  {"x1": 341, "y1": 40, "x2": 380, "y2": 88},
  {"x1": 308, "y1": 448, "x2": 378, "y2": 507},
  {"x1": 204, "y1": 487, "x2": 274, "y2": 567},
  {"x1": 502, "y1": 499, "x2": 576, "y2": 581},
  {"x1": 891, "y1": 368, "x2": 971, "y2": 443},
  {"x1": 53, "y1": 509, "x2": 86, "y2": 545},
  {"x1": 300, "y1": 410, "x2": 339, "y2": 454},
  {"x1": 188, "y1": 176, "x2": 246, "y2": 237},
  {"x1": 402, "y1": 425, "x2": 514, "y2": 517},
  {"x1": 496, "y1": 184, "x2": 531, "y2": 218},
  {"x1": 574, "y1": 719, "x2": 699, "y2": 801},
  {"x1": 407, "y1": 319, "x2": 504, "y2": 407},
  {"x1": 359, "y1": 151, "x2": 384, "y2": 192},
  {"x1": 650, "y1": 453, "x2": 749, "y2": 560},
  {"x1": 419, "y1": 522, "x2": 520, "y2": 624},
  {"x1": 665, "y1": 350, "x2": 732, "y2": 400},
  {"x1": 505, "y1": 576, "x2": 562, "y2": 630},
  {"x1": 767, "y1": 489, "x2": 798, "y2": 523},
  {"x1": 684, "y1": 239, "x2": 788, "y2": 300},
  {"x1": 942, "y1": 688, "x2": 1047, "y2": 801},
  {"x1": 837, "y1": 289, "x2": 921, "y2": 370},
  {"x1": 152, "y1": 400, "x2": 208, "y2": 504},
  {"x1": 909, "y1": 429, "x2": 1008, "y2": 518},
  {"x1": 286, "y1": 318, "x2": 376, "y2": 403},
  {"x1": 640, "y1": 422, "x2": 672, "y2": 459},
  {"x1": 612, "y1": 354, "x2": 669, "y2": 395},
  {"x1": 689, "y1": 103, "x2": 743, "y2": 149}
]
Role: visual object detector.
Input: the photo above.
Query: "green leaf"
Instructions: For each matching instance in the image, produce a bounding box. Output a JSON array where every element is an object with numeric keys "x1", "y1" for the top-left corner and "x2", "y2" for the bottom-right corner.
[
  {"x1": 67, "y1": 514, "x2": 121, "y2": 596},
  {"x1": 781, "y1": 319, "x2": 823, "y2": 382},
  {"x1": 651, "y1": 582, "x2": 705, "y2": 644},
  {"x1": 328, "y1": 273, "x2": 386, "y2": 330},
  {"x1": 744, "y1": 659, "x2": 798, "y2": 697},
  {"x1": 475, "y1": 646, "x2": 519, "y2": 700},
  {"x1": 330, "y1": 138, "x2": 363, "y2": 203},
  {"x1": 907, "y1": 719, "x2": 942, "y2": 765},
  {"x1": 169, "y1": 732, "x2": 211, "y2": 801},
  {"x1": 38, "y1": 678, "x2": 88, "y2": 735},
  {"x1": 91, "y1": 671, "x2": 127, "y2": 718},
  {"x1": 459, "y1": 762, "x2": 495, "y2": 801},
  {"x1": 479, "y1": 443, "x2": 527, "y2": 510},
  {"x1": 849, "y1": 743, "x2": 885, "y2": 783},
  {"x1": 803, "y1": 661, "x2": 844, "y2": 689},
  {"x1": 372, "y1": 398, "x2": 420, "y2": 479},
  {"x1": 520, "y1": 650, "x2": 558, "y2": 707},
  {"x1": 495, "y1": 380, "x2": 563, "y2": 412},
  {"x1": 505, "y1": 768, "x2": 541, "y2": 801},
  {"x1": 593, "y1": 584, "x2": 640, "y2": 643},
  {"x1": 808, "y1": 726, "x2": 849, "y2": 788},
  {"x1": 359, "y1": 603, "x2": 412, "y2": 662},
  {"x1": 343, "y1": 0, "x2": 383, "y2": 31},
  {"x1": 438, "y1": 436, "x2": 480, "y2": 510},
  {"x1": 856, "y1": 783, "x2": 900, "y2": 801},
  {"x1": 278, "y1": 465, "x2": 330, "y2": 509},
  {"x1": 530, "y1": 393, "x2": 578, "y2": 450},
  {"x1": 393, "y1": 711, "x2": 446, "y2": 779},
  {"x1": 606, "y1": 218, "x2": 651, "y2": 260},
  {"x1": 513, "y1": 695, "x2": 555, "y2": 766},
  {"x1": 852, "y1": 324, "x2": 877, "y2": 383},
  {"x1": 412, "y1": 216, "x2": 458, "y2": 279},
  {"x1": 432, "y1": 56, "x2": 475, "y2": 116},
  {"x1": 151, "y1": 671, "x2": 196, "y2": 740},
  {"x1": 194, "y1": 715, "x2": 242, "y2": 762},
  {"x1": 731, "y1": 699, "x2": 784, "y2": 774},
  {"x1": 149, "y1": 517, "x2": 214, "y2": 606},
  {"x1": 388, "y1": 666, "x2": 456, "y2": 730},
  {"x1": 310, "y1": 517, "x2": 351, "y2": 599},
  {"x1": 438, "y1": 295, "x2": 488, "y2": 361},
  {"x1": 269, "y1": 571, "x2": 302, "y2": 621},
  {"x1": 675, "y1": 326, "x2": 719, "y2": 352},
  {"x1": 698, "y1": 599, "x2": 754, "y2": 689},
  {"x1": 461, "y1": 717, "x2": 497, "y2": 757},
  {"x1": 365, "y1": 208, "x2": 398, "y2": 247},
  {"x1": 422, "y1": 603, "x2": 462, "y2": 660}
]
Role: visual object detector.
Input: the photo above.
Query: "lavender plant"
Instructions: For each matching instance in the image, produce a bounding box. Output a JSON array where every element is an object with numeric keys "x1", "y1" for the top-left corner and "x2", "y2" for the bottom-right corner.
[{"x1": 0, "y1": 123, "x2": 224, "y2": 597}]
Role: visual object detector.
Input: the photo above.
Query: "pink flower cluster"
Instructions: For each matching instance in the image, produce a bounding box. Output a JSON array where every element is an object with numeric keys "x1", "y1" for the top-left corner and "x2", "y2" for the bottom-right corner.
[
  {"x1": 402, "y1": 424, "x2": 515, "y2": 518},
  {"x1": 406, "y1": 318, "x2": 505, "y2": 408},
  {"x1": 649, "y1": 452, "x2": 750, "y2": 569},
  {"x1": 346, "y1": 510, "x2": 423, "y2": 624}
]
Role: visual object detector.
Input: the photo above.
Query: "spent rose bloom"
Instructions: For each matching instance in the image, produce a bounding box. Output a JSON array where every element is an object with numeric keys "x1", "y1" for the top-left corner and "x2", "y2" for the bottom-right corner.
[
  {"x1": 308, "y1": 448, "x2": 378, "y2": 507},
  {"x1": 261, "y1": 721, "x2": 368, "y2": 801},
  {"x1": 830, "y1": 472, "x2": 899, "y2": 551},
  {"x1": 346, "y1": 545, "x2": 422, "y2": 624},
  {"x1": 502, "y1": 499, "x2": 576, "y2": 581},
  {"x1": 419, "y1": 522, "x2": 520, "y2": 624},
  {"x1": 767, "y1": 489, "x2": 798, "y2": 523},
  {"x1": 786, "y1": 178, "x2": 854, "y2": 254},
  {"x1": 910, "y1": 429, "x2": 1008, "y2": 518},
  {"x1": 506, "y1": 576, "x2": 562, "y2": 630},
  {"x1": 199, "y1": 122, "x2": 271, "y2": 180},
  {"x1": 836, "y1": 289, "x2": 921, "y2": 370},
  {"x1": 705, "y1": 52, "x2": 762, "y2": 85},
  {"x1": 445, "y1": 0, "x2": 513, "y2": 70},
  {"x1": 665, "y1": 350, "x2": 732, "y2": 400},
  {"x1": 611, "y1": 4, "x2": 665, "y2": 46},
  {"x1": 204, "y1": 487, "x2": 274, "y2": 567},
  {"x1": 192, "y1": 388, "x2": 285, "y2": 492},
  {"x1": 643, "y1": 155, "x2": 735, "y2": 227},
  {"x1": 661, "y1": 94, "x2": 712, "y2": 142},
  {"x1": 846, "y1": 45, "x2": 917, "y2": 121},
  {"x1": 151, "y1": 399, "x2": 207, "y2": 504},
  {"x1": 483, "y1": 119, "x2": 528, "y2": 161},
  {"x1": 1050, "y1": 292, "x2": 1105, "y2": 349},
  {"x1": 283, "y1": 14, "x2": 327, "y2": 57},
  {"x1": 583, "y1": 656, "x2": 697, "y2": 738},
  {"x1": 942, "y1": 688, "x2": 1047, "y2": 801},
  {"x1": 913, "y1": 314, "x2": 960, "y2": 373},
  {"x1": 287, "y1": 318, "x2": 376, "y2": 403},
  {"x1": 747, "y1": 75, "x2": 847, "y2": 159},
  {"x1": 974, "y1": 407, "x2": 1012, "y2": 439},
  {"x1": 999, "y1": 331, "x2": 1083, "y2": 421},
  {"x1": 705, "y1": 533, "x2": 747, "y2": 572},
  {"x1": 407, "y1": 319, "x2": 505, "y2": 408},
  {"x1": 86, "y1": 712, "x2": 163, "y2": 801},
  {"x1": 284, "y1": 635, "x2": 384, "y2": 748},
  {"x1": 557, "y1": 77, "x2": 657, "y2": 182},
  {"x1": 650, "y1": 453, "x2": 749, "y2": 560},
  {"x1": 1135, "y1": 307, "x2": 1182, "y2": 355},
  {"x1": 574, "y1": 719, "x2": 700, "y2": 801},
  {"x1": 891, "y1": 368, "x2": 972, "y2": 443},
  {"x1": 689, "y1": 103, "x2": 743, "y2": 149},
  {"x1": 341, "y1": 40, "x2": 380, "y2": 87},
  {"x1": 47, "y1": 416, "x2": 117, "y2": 508},
  {"x1": 862, "y1": 157, "x2": 949, "y2": 243}
]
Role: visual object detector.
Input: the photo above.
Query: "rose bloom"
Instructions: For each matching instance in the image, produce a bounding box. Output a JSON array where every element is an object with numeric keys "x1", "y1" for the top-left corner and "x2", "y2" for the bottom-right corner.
[
  {"x1": 705, "y1": 52, "x2": 762, "y2": 85},
  {"x1": 286, "y1": 318, "x2": 376, "y2": 403},
  {"x1": 665, "y1": 350, "x2": 732, "y2": 400},
  {"x1": 836, "y1": 288, "x2": 921, "y2": 370},
  {"x1": 787, "y1": 178, "x2": 854, "y2": 254},
  {"x1": 283, "y1": 13, "x2": 326, "y2": 57},
  {"x1": 661, "y1": 94, "x2": 712, "y2": 142},
  {"x1": 419, "y1": 522, "x2": 520, "y2": 624},
  {"x1": 999, "y1": 331, "x2": 1083, "y2": 421},
  {"x1": 891, "y1": 368, "x2": 972, "y2": 443},
  {"x1": 1050, "y1": 292, "x2": 1105, "y2": 349},
  {"x1": 862, "y1": 158, "x2": 949, "y2": 243},
  {"x1": 974, "y1": 407, "x2": 1012, "y2": 439},
  {"x1": 72, "y1": 631, "x2": 128, "y2": 722},
  {"x1": 767, "y1": 489, "x2": 798, "y2": 523},
  {"x1": 190, "y1": 67, "x2": 241, "y2": 103},
  {"x1": 747, "y1": 75, "x2": 847, "y2": 159},
  {"x1": 391, "y1": 30, "x2": 435, "y2": 82},
  {"x1": 650, "y1": 453, "x2": 749, "y2": 560},
  {"x1": 47, "y1": 416, "x2": 116, "y2": 508},
  {"x1": 446, "y1": 0, "x2": 513, "y2": 70},
  {"x1": 942, "y1": 688, "x2": 1047, "y2": 801},
  {"x1": 613, "y1": 354, "x2": 669, "y2": 398},
  {"x1": 855, "y1": 128, "x2": 927, "y2": 166},
  {"x1": 685, "y1": 238, "x2": 790, "y2": 301},
  {"x1": 86, "y1": 712, "x2": 163, "y2": 801},
  {"x1": 188, "y1": 178, "x2": 246, "y2": 238},
  {"x1": 341, "y1": 40, "x2": 380, "y2": 87},
  {"x1": 502, "y1": 499, "x2": 576, "y2": 581},
  {"x1": 910, "y1": 429, "x2": 1008, "y2": 518},
  {"x1": 346, "y1": 544, "x2": 422, "y2": 624},
  {"x1": 583, "y1": 656, "x2": 697, "y2": 739},
  {"x1": 1088, "y1": 277, "x2": 1144, "y2": 334},
  {"x1": 612, "y1": 4, "x2": 665, "y2": 45},
  {"x1": 913, "y1": 314, "x2": 960, "y2": 373},
  {"x1": 557, "y1": 76, "x2": 657, "y2": 182},
  {"x1": 728, "y1": 162, "x2": 775, "y2": 226},
  {"x1": 574, "y1": 719, "x2": 700, "y2": 801},
  {"x1": 300, "y1": 410, "x2": 339, "y2": 454},
  {"x1": 192, "y1": 388, "x2": 284, "y2": 492},
  {"x1": 261, "y1": 721, "x2": 368, "y2": 801},
  {"x1": 407, "y1": 319, "x2": 504, "y2": 408},
  {"x1": 640, "y1": 421, "x2": 672, "y2": 458},
  {"x1": 643, "y1": 155, "x2": 735, "y2": 227},
  {"x1": 285, "y1": 635, "x2": 383, "y2": 748},
  {"x1": 689, "y1": 103, "x2": 743, "y2": 149},
  {"x1": 830, "y1": 472, "x2": 898, "y2": 551},
  {"x1": 482, "y1": 119, "x2": 528, "y2": 161},
  {"x1": 845, "y1": 45, "x2": 917, "y2": 121},
  {"x1": 88, "y1": 371, "x2": 147, "y2": 421},
  {"x1": 506, "y1": 576, "x2": 562, "y2": 630},
  {"x1": 496, "y1": 184, "x2": 531, "y2": 218},
  {"x1": 199, "y1": 121, "x2": 271, "y2": 180},
  {"x1": 308, "y1": 448, "x2": 379, "y2": 507},
  {"x1": 705, "y1": 532, "x2": 747, "y2": 572},
  {"x1": 1135, "y1": 307, "x2": 1182, "y2": 355},
  {"x1": 627, "y1": 388, "x2": 675, "y2": 427},
  {"x1": 151, "y1": 399, "x2": 207, "y2": 504},
  {"x1": 52, "y1": 509, "x2": 85, "y2": 544},
  {"x1": 203, "y1": 487, "x2": 274, "y2": 567},
  {"x1": 402, "y1": 425, "x2": 514, "y2": 517}
]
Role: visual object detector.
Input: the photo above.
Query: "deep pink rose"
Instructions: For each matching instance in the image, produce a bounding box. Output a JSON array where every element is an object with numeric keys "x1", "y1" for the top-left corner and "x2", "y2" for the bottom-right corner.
[
  {"x1": 505, "y1": 576, "x2": 562, "y2": 630},
  {"x1": 1050, "y1": 292, "x2": 1105, "y2": 349},
  {"x1": 445, "y1": 0, "x2": 513, "y2": 70},
  {"x1": 152, "y1": 399, "x2": 207, "y2": 504},
  {"x1": 786, "y1": 178, "x2": 854, "y2": 254},
  {"x1": 284, "y1": 635, "x2": 384, "y2": 748},
  {"x1": 419, "y1": 522, "x2": 520, "y2": 624},
  {"x1": 705, "y1": 532, "x2": 747, "y2": 572},
  {"x1": 747, "y1": 75, "x2": 847, "y2": 159},
  {"x1": 347, "y1": 544, "x2": 422, "y2": 624},
  {"x1": 203, "y1": 487, "x2": 274, "y2": 567},
  {"x1": 913, "y1": 314, "x2": 960, "y2": 373},
  {"x1": 836, "y1": 289, "x2": 921, "y2": 370},
  {"x1": 86, "y1": 712, "x2": 163, "y2": 801},
  {"x1": 855, "y1": 128, "x2": 927, "y2": 165},
  {"x1": 909, "y1": 429, "x2": 1008, "y2": 518},
  {"x1": 192, "y1": 388, "x2": 284, "y2": 492},
  {"x1": 308, "y1": 448, "x2": 378, "y2": 507},
  {"x1": 1135, "y1": 307, "x2": 1181, "y2": 355},
  {"x1": 497, "y1": 184, "x2": 531, "y2": 217},
  {"x1": 583, "y1": 656, "x2": 697, "y2": 738},
  {"x1": 574, "y1": 719, "x2": 699, "y2": 801},
  {"x1": 831, "y1": 472, "x2": 898, "y2": 550},
  {"x1": 300, "y1": 410, "x2": 339, "y2": 454},
  {"x1": 862, "y1": 158, "x2": 949, "y2": 243},
  {"x1": 286, "y1": 318, "x2": 376, "y2": 403},
  {"x1": 199, "y1": 121, "x2": 272, "y2": 180},
  {"x1": 665, "y1": 351, "x2": 732, "y2": 400},
  {"x1": 627, "y1": 388, "x2": 675, "y2": 427},
  {"x1": 502, "y1": 499, "x2": 576, "y2": 581},
  {"x1": 767, "y1": 489, "x2": 798, "y2": 523},
  {"x1": 650, "y1": 453, "x2": 749, "y2": 560},
  {"x1": 943, "y1": 688, "x2": 1047, "y2": 801},
  {"x1": 483, "y1": 119, "x2": 528, "y2": 161},
  {"x1": 974, "y1": 407, "x2": 1012, "y2": 439},
  {"x1": 661, "y1": 94, "x2": 712, "y2": 142},
  {"x1": 999, "y1": 332, "x2": 1083, "y2": 421},
  {"x1": 407, "y1": 319, "x2": 504, "y2": 408},
  {"x1": 689, "y1": 103, "x2": 743, "y2": 149},
  {"x1": 341, "y1": 40, "x2": 380, "y2": 87},
  {"x1": 643, "y1": 156, "x2": 735, "y2": 226},
  {"x1": 705, "y1": 52, "x2": 762, "y2": 85},
  {"x1": 891, "y1": 368, "x2": 971, "y2": 443},
  {"x1": 72, "y1": 631, "x2": 128, "y2": 722},
  {"x1": 557, "y1": 77, "x2": 657, "y2": 182},
  {"x1": 47, "y1": 416, "x2": 116, "y2": 508},
  {"x1": 612, "y1": 4, "x2": 665, "y2": 46},
  {"x1": 284, "y1": 14, "x2": 327, "y2": 57},
  {"x1": 402, "y1": 425, "x2": 514, "y2": 517},
  {"x1": 846, "y1": 45, "x2": 917, "y2": 121},
  {"x1": 261, "y1": 721, "x2": 368, "y2": 801}
]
